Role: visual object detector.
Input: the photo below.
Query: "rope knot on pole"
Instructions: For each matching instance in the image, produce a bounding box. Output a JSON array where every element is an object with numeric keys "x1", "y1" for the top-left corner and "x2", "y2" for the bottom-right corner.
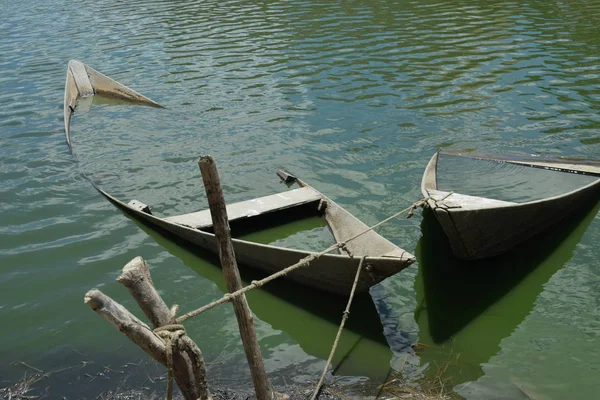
[
  {"x1": 339, "y1": 242, "x2": 354, "y2": 258},
  {"x1": 154, "y1": 324, "x2": 187, "y2": 400}
]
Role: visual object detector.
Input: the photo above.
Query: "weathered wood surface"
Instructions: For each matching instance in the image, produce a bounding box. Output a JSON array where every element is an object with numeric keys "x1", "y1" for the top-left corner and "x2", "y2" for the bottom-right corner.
[
  {"x1": 198, "y1": 155, "x2": 274, "y2": 400},
  {"x1": 320, "y1": 191, "x2": 412, "y2": 260},
  {"x1": 63, "y1": 60, "x2": 164, "y2": 147},
  {"x1": 421, "y1": 151, "x2": 600, "y2": 260},
  {"x1": 427, "y1": 189, "x2": 515, "y2": 211},
  {"x1": 165, "y1": 186, "x2": 321, "y2": 228},
  {"x1": 69, "y1": 60, "x2": 95, "y2": 96},
  {"x1": 84, "y1": 64, "x2": 164, "y2": 108},
  {"x1": 85, "y1": 290, "x2": 166, "y2": 359},
  {"x1": 117, "y1": 256, "x2": 173, "y2": 327}
]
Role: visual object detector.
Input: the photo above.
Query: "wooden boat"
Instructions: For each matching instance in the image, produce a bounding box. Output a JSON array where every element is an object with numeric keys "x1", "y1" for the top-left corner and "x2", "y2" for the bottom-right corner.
[
  {"x1": 62, "y1": 60, "x2": 415, "y2": 295},
  {"x1": 421, "y1": 152, "x2": 600, "y2": 260},
  {"x1": 96, "y1": 174, "x2": 415, "y2": 295},
  {"x1": 64, "y1": 60, "x2": 163, "y2": 148}
]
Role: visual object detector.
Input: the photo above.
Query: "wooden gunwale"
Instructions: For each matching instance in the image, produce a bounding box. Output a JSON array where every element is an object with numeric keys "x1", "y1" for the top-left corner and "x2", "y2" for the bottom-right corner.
[{"x1": 459, "y1": 153, "x2": 600, "y2": 177}]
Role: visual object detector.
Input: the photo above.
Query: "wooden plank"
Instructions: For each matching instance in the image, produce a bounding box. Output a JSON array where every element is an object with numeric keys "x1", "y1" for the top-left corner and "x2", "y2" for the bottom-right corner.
[
  {"x1": 63, "y1": 70, "x2": 79, "y2": 146},
  {"x1": 85, "y1": 64, "x2": 164, "y2": 108},
  {"x1": 421, "y1": 151, "x2": 438, "y2": 190},
  {"x1": 501, "y1": 160, "x2": 600, "y2": 176},
  {"x1": 428, "y1": 189, "x2": 515, "y2": 210},
  {"x1": 323, "y1": 198, "x2": 409, "y2": 259},
  {"x1": 68, "y1": 60, "x2": 94, "y2": 96},
  {"x1": 165, "y1": 186, "x2": 322, "y2": 228}
]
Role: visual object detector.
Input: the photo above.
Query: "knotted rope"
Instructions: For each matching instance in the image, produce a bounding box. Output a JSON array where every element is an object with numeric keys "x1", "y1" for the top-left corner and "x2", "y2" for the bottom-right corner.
[
  {"x1": 154, "y1": 324, "x2": 186, "y2": 400},
  {"x1": 430, "y1": 191, "x2": 455, "y2": 209}
]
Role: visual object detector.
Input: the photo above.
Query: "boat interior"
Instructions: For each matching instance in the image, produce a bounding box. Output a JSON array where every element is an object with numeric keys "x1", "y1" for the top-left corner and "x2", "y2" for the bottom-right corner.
[
  {"x1": 429, "y1": 152, "x2": 600, "y2": 204},
  {"x1": 121, "y1": 169, "x2": 409, "y2": 260},
  {"x1": 163, "y1": 185, "x2": 324, "y2": 237},
  {"x1": 126, "y1": 178, "x2": 331, "y2": 241}
]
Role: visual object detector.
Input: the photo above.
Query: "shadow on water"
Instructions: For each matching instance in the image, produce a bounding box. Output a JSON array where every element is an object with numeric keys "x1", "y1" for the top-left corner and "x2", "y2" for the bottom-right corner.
[
  {"x1": 122, "y1": 211, "x2": 398, "y2": 381},
  {"x1": 414, "y1": 201, "x2": 600, "y2": 386}
]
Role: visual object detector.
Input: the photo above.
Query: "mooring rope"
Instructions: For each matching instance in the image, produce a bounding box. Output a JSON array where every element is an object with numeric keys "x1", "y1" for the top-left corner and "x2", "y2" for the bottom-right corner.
[
  {"x1": 154, "y1": 324, "x2": 186, "y2": 400},
  {"x1": 310, "y1": 256, "x2": 366, "y2": 400},
  {"x1": 175, "y1": 197, "x2": 430, "y2": 324}
]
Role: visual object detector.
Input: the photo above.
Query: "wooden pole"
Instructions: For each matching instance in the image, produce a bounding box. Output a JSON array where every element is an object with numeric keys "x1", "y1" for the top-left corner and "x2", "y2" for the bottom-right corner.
[{"x1": 198, "y1": 155, "x2": 273, "y2": 400}]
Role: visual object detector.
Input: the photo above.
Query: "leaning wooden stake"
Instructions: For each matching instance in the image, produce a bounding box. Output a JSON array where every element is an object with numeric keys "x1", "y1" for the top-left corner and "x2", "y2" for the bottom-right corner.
[
  {"x1": 85, "y1": 257, "x2": 211, "y2": 400},
  {"x1": 199, "y1": 155, "x2": 274, "y2": 400}
]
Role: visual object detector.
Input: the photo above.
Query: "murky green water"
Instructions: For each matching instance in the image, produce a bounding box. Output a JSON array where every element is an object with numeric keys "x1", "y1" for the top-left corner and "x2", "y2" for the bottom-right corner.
[{"x1": 1, "y1": 0, "x2": 600, "y2": 398}]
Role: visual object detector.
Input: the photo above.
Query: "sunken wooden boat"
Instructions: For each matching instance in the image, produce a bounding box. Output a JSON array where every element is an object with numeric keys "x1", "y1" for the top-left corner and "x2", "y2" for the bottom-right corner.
[
  {"x1": 97, "y1": 174, "x2": 415, "y2": 295},
  {"x1": 421, "y1": 152, "x2": 600, "y2": 260},
  {"x1": 64, "y1": 59, "x2": 163, "y2": 148},
  {"x1": 63, "y1": 60, "x2": 414, "y2": 295}
]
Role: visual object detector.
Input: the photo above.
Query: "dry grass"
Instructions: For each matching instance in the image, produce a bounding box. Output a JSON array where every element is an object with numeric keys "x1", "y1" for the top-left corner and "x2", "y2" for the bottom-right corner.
[
  {"x1": 2, "y1": 350, "x2": 464, "y2": 400},
  {"x1": 95, "y1": 389, "x2": 160, "y2": 400},
  {"x1": 0, "y1": 361, "x2": 162, "y2": 400},
  {"x1": 378, "y1": 352, "x2": 462, "y2": 400},
  {"x1": 0, "y1": 373, "x2": 45, "y2": 400},
  {"x1": 0, "y1": 372, "x2": 164, "y2": 400}
]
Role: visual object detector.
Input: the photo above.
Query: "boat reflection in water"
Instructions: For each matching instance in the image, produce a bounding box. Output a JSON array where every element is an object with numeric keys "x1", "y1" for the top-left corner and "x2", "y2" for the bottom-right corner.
[
  {"x1": 128, "y1": 212, "x2": 408, "y2": 382},
  {"x1": 414, "y1": 202, "x2": 600, "y2": 390}
]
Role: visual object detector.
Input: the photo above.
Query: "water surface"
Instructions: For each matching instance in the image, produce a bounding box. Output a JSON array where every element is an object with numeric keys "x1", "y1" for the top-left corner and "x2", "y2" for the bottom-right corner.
[{"x1": 1, "y1": 0, "x2": 600, "y2": 398}]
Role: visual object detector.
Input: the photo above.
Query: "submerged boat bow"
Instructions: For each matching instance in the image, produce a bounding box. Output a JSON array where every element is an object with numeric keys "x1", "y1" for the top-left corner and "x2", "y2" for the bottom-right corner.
[
  {"x1": 421, "y1": 152, "x2": 600, "y2": 260},
  {"x1": 64, "y1": 60, "x2": 163, "y2": 147}
]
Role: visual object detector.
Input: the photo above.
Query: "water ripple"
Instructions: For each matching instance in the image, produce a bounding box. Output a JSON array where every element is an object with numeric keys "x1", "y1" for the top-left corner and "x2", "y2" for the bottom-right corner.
[{"x1": 1, "y1": 0, "x2": 600, "y2": 396}]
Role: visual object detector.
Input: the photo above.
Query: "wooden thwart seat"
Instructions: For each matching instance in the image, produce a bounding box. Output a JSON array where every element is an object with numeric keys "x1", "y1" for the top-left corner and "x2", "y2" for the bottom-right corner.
[
  {"x1": 428, "y1": 189, "x2": 515, "y2": 210},
  {"x1": 165, "y1": 186, "x2": 322, "y2": 229}
]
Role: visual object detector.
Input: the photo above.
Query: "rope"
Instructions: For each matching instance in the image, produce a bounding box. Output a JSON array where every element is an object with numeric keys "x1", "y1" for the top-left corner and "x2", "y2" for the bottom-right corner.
[
  {"x1": 129, "y1": 197, "x2": 428, "y2": 399},
  {"x1": 154, "y1": 324, "x2": 186, "y2": 400},
  {"x1": 310, "y1": 256, "x2": 366, "y2": 400},
  {"x1": 175, "y1": 197, "x2": 429, "y2": 324},
  {"x1": 430, "y1": 191, "x2": 455, "y2": 208}
]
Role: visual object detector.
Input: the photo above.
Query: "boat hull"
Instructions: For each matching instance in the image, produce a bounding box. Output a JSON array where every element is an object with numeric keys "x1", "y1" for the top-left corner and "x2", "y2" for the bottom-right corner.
[
  {"x1": 422, "y1": 152, "x2": 600, "y2": 260},
  {"x1": 99, "y1": 189, "x2": 414, "y2": 295}
]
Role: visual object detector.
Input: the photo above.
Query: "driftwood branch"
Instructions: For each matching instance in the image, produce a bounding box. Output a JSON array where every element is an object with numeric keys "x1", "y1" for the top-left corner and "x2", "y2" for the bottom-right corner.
[
  {"x1": 117, "y1": 256, "x2": 173, "y2": 328},
  {"x1": 85, "y1": 283, "x2": 211, "y2": 400},
  {"x1": 85, "y1": 290, "x2": 166, "y2": 360},
  {"x1": 199, "y1": 155, "x2": 274, "y2": 400}
]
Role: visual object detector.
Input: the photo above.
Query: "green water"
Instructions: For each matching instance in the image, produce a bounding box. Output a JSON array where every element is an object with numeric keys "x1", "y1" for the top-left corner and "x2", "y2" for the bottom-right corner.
[{"x1": 2, "y1": 0, "x2": 600, "y2": 398}]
